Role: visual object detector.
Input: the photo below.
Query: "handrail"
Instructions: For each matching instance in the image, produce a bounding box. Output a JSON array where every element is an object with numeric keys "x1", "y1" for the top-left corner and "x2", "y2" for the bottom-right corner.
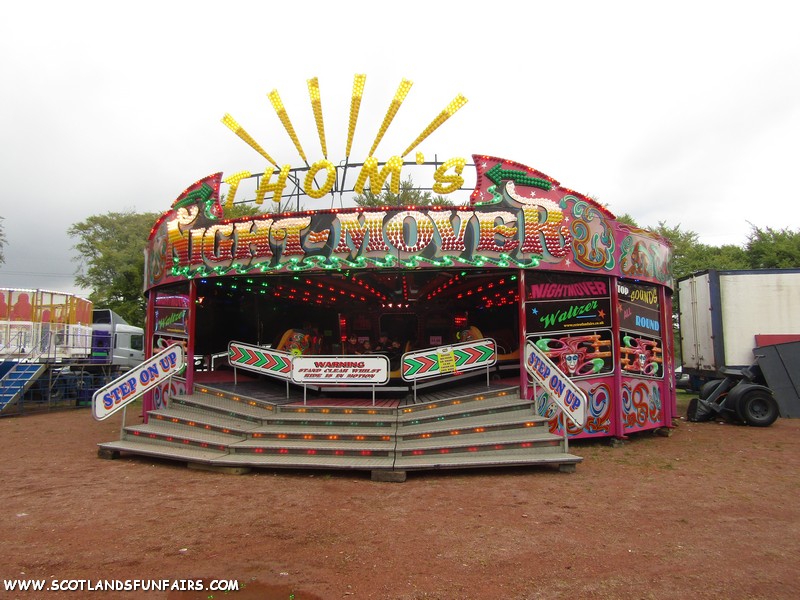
[{"x1": 0, "y1": 322, "x2": 93, "y2": 362}]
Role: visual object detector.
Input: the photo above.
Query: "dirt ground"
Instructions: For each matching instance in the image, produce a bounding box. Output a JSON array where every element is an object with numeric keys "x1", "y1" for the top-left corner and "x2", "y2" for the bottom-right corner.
[{"x1": 1, "y1": 395, "x2": 799, "y2": 600}]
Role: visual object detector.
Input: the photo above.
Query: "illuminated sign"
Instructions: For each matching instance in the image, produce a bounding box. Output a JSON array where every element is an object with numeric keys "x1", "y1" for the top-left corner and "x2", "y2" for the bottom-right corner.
[
  {"x1": 219, "y1": 76, "x2": 468, "y2": 206},
  {"x1": 617, "y1": 281, "x2": 662, "y2": 337},
  {"x1": 526, "y1": 274, "x2": 612, "y2": 333},
  {"x1": 525, "y1": 339, "x2": 586, "y2": 427},
  {"x1": 93, "y1": 344, "x2": 185, "y2": 421},
  {"x1": 145, "y1": 76, "x2": 674, "y2": 290},
  {"x1": 159, "y1": 180, "x2": 573, "y2": 279},
  {"x1": 228, "y1": 341, "x2": 293, "y2": 380},
  {"x1": 402, "y1": 338, "x2": 497, "y2": 381}
]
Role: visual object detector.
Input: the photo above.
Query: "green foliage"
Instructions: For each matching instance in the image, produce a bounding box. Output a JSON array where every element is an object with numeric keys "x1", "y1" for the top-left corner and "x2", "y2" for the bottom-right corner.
[
  {"x1": 649, "y1": 222, "x2": 748, "y2": 281},
  {"x1": 222, "y1": 202, "x2": 264, "y2": 219},
  {"x1": 221, "y1": 193, "x2": 302, "y2": 218},
  {"x1": 745, "y1": 225, "x2": 800, "y2": 268},
  {"x1": 648, "y1": 221, "x2": 800, "y2": 279},
  {"x1": 701, "y1": 244, "x2": 750, "y2": 271},
  {"x1": 614, "y1": 213, "x2": 639, "y2": 227},
  {"x1": 353, "y1": 178, "x2": 454, "y2": 207},
  {"x1": 68, "y1": 211, "x2": 159, "y2": 327}
]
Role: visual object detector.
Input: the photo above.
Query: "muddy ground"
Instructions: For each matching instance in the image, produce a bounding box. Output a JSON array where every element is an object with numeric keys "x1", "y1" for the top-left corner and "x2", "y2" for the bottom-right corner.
[{"x1": 1, "y1": 394, "x2": 798, "y2": 599}]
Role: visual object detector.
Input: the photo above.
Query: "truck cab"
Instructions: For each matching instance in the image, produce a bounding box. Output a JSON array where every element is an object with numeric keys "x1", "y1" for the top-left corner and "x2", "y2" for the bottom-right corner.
[{"x1": 91, "y1": 309, "x2": 144, "y2": 368}]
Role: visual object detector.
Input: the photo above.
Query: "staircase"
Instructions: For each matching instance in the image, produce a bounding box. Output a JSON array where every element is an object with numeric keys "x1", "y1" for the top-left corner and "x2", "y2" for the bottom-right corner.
[
  {"x1": 0, "y1": 362, "x2": 47, "y2": 414},
  {"x1": 97, "y1": 384, "x2": 582, "y2": 478}
]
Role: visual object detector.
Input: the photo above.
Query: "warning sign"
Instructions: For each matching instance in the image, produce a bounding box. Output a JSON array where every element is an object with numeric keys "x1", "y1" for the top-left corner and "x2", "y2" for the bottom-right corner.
[{"x1": 291, "y1": 356, "x2": 390, "y2": 384}]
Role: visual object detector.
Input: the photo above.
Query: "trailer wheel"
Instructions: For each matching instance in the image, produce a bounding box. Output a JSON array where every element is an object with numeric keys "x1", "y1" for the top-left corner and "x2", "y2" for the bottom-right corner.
[
  {"x1": 699, "y1": 380, "x2": 723, "y2": 400},
  {"x1": 737, "y1": 390, "x2": 779, "y2": 427},
  {"x1": 686, "y1": 398, "x2": 713, "y2": 422}
]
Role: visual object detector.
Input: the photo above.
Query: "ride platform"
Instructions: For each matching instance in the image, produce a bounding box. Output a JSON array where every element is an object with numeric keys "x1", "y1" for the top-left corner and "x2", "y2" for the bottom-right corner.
[{"x1": 97, "y1": 374, "x2": 582, "y2": 480}]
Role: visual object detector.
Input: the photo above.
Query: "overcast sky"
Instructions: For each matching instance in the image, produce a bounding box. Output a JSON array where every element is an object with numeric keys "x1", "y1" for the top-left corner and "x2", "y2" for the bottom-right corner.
[{"x1": 1, "y1": 0, "x2": 798, "y2": 296}]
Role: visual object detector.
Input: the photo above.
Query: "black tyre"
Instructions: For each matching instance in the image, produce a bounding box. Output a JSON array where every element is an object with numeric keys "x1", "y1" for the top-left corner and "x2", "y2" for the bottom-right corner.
[
  {"x1": 686, "y1": 397, "x2": 713, "y2": 422},
  {"x1": 699, "y1": 379, "x2": 723, "y2": 400},
  {"x1": 737, "y1": 390, "x2": 779, "y2": 427},
  {"x1": 49, "y1": 384, "x2": 64, "y2": 402}
]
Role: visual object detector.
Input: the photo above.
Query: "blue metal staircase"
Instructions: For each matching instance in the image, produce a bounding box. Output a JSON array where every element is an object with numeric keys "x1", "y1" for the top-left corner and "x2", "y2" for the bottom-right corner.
[{"x1": 0, "y1": 362, "x2": 47, "y2": 414}]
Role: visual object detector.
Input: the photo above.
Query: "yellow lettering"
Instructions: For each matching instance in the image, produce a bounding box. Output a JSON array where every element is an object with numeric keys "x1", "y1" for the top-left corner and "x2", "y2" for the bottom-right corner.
[
  {"x1": 432, "y1": 157, "x2": 466, "y2": 195},
  {"x1": 303, "y1": 159, "x2": 336, "y2": 199},
  {"x1": 255, "y1": 164, "x2": 291, "y2": 205},
  {"x1": 222, "y1": 171, "x2": 251, "y2": 208},
  {"x1": 354, "y1": 156, "x2": 403, "y2": 195}
]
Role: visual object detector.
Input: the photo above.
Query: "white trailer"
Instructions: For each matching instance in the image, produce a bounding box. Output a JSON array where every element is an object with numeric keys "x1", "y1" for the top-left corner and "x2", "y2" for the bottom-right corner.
[
  {"x1": 678, "y1": 269, "x2": 800, "y2": 425},
  {"x1": 678, "y1": 269, "x2": 800, "y2": 376}
]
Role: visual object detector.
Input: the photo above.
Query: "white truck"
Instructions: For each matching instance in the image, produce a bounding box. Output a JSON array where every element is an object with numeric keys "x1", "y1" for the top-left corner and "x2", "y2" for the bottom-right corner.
[
  {"x1": 90, "y1": 308, "x2": 145, "y2": 369},
  {"x1": 677, "y1": 269, "x2": 800, "y2": 425}
]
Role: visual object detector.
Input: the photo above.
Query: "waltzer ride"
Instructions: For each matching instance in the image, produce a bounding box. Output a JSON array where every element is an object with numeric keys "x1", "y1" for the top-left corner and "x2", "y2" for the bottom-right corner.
[{"x1": 96, "y1": 76, "x2": 675, "y2": 480}]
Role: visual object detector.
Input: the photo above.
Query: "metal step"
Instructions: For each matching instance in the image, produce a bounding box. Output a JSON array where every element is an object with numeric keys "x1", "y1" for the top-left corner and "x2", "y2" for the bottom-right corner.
[
  {"x1": 397, "y1": 413, "x2": 549, "y2": 440},
  {"x1": 214, "y1": 452, "x2": 395, "y2": 470},
  {"x1": 0, "y1": 363, "x2": 47, "y2": 413},
  {"x1": 97, "y1": 382, "x2": 582, "y2": 475},
  {"x1": 124, "y1": 421, "x2": 248, "y2": 446},
  {"x1": 231, "y1": 437, "x2": 395, "y2": 452},
  {"x1": 395, "y1": 450, "x2": 581, "y2": 470},
  {"x1": 98, "y1": 438, "x2": 228, "y2": 463},
  {"x1": 397, "y1": 427, "x2": 559, "y2": 451},
  {"x1": 171, "y1": 393, "x2": 274, "y2": 422},
  {"x1": 246, "y1": 424, "x2": 396, "y2": 439},
  {"x1": 398, "y1": 395, "x2": 533, "y2": 424},
  {"x1": 279, "y1": 404, "x2": 397, "y2": 417},
  {"x1": 148, "y1": 405, "x2": 260, "y2": 436}
]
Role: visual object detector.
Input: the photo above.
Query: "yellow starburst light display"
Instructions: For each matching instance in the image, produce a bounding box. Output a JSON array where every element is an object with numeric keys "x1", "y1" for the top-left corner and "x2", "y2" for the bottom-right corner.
[
  {"x1": 268, "y1": 89, "x2": 308, "y2": 164},
  {"x1": 220, "y1": 75, "x2": 468, "y2": 205},
  {"x1": 402, "y1": 94, "x2": 468, "y2": 158},
  {"x1": 307, "y1": 77, "x2": 328, "y2": 159},
  {"x1": 221, "y1": 113, "x2": 278, "y2": 167},
  {"x1": 345, "y1": 74, "x2": 366, "y2": 158},
  {"x1": 368, "y1": 78, "x2": 413, "y2": 158}
]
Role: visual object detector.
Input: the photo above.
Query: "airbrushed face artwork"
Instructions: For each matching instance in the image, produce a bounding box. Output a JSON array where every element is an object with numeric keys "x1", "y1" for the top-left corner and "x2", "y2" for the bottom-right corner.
[{"x1": 525, "y1": 343, "x2": 586, "y2": 427}]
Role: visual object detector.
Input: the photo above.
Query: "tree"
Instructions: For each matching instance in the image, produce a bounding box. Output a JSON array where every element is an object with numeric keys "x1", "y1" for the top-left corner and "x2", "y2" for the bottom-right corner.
[
  {"x1": 629, "y1": 221, "x2": 746, "y2": 281},
  {"x1": 69, "y1": 211, "x2": 159, "y2": 327},
  {"x1": 353, "y1": 178, "x2": 454, "y2": 207},
  {"x1": 220, "y1": 193, "x2": 289, "y2": 219},
  {"x1": 745, "y1": 225, "x2": 800, "y2": 269}
]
